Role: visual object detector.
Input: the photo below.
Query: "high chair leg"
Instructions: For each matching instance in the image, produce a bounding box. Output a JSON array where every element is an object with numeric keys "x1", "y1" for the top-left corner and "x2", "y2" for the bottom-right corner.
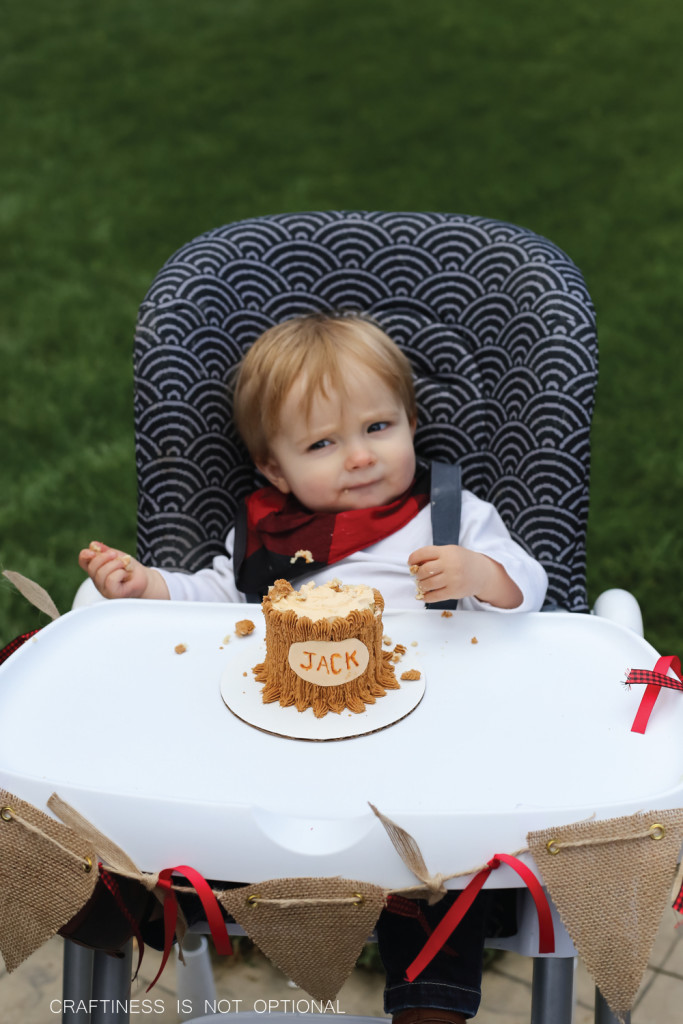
[
  {"x1": 90, "y1": 941, "x2": 133, "y2": 1024},
  {"x1": 530, "y1": 957, "x2": 574, "y2": 1024},
  {"x1": 176, "y1": 933, "x2": 217, "y2": 1015},
  {"x1": 62, "y1": 940, "x2": 93, "y2": 1021},
  {"x1": 595, "y1": 987, "x2": 630, "y2": 1024}
]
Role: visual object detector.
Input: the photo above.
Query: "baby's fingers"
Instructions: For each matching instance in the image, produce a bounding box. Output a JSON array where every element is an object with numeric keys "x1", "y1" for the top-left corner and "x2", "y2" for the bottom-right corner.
[
  {"x1": 94, "y1": 559, "x2": 135, "y2": 597},
  {"x1": 78, "y1": 549, "x2": 95, "y2": 571},
  {"x1": 88, "y1": 549, "x2": 129, "y2": 586},
  {"x1": 408, "y1": 546, "x2": 440, "y2": 569},
  {"x1": 412, "y1": 558, "x2": 442, "y2": 584},
  {"x1": 78, "y1": 541, "x2": 112, "y2": 569},
  {"x1": 420, "y1": 577, "x2": 450, "y2": 603}
]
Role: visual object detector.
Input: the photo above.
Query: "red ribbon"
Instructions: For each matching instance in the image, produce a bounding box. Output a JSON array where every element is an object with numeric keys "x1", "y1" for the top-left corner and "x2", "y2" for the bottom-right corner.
[
  {"x1": 404, "y1": 853, "x2": 554, "y2": 983},
  {"x1": 630, "y1": 655, "x2": 683, "y2": 734},
  {"x1": 147, "y1": 865, "x2": 233, "y2": 992},
  {"x1": 385, "y1": 894, "x2": 460, "y2": 959}
]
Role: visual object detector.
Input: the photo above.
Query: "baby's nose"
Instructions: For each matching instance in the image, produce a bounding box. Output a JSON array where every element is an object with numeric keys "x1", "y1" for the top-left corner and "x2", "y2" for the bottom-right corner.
[{"x1": 346, "y1": 444, "x2": 376, "y2": 469}]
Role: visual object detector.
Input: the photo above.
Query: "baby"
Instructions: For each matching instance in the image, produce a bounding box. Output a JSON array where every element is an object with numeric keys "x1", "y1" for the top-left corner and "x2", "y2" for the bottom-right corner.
[
  {"x1": 79, "y1": 312, "x2": 548, "y2": 1024},
  {"x1": 79, "y1": 312, "x2": 546, "y2": 616}
]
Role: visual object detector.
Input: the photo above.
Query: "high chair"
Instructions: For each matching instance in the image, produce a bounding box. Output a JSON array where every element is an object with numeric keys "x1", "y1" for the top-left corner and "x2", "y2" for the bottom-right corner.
[{"x1": 69, "y1": 211, "x2": 637, "y2": 1023}]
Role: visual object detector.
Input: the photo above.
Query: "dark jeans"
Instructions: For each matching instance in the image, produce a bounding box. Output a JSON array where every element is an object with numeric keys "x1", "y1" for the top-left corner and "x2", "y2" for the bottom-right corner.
[{"x1": 376, "y1": 891, "x2": 495, "y2": 1020}]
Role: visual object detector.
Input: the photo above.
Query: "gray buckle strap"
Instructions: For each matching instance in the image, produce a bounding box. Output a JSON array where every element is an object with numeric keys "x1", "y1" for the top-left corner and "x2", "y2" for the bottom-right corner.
[{"x1": 427, "y1": 461, "x2": 462, "y2": 611}]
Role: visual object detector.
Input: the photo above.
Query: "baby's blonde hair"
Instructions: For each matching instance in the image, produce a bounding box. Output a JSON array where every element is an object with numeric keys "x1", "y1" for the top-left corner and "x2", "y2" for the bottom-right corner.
[{"x1": 232, "y1": 313, "x2": 417, "y2": 465}]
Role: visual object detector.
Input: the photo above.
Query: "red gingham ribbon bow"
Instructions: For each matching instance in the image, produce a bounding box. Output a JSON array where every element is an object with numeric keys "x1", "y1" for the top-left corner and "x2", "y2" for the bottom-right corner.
[{"x1": 629, "y1": 655, "x2": 683, "y2": 734}]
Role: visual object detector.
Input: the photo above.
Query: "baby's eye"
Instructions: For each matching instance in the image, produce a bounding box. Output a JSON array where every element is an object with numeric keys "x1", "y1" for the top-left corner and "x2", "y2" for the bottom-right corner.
[
  {"x1": 308, "y1": 439, "x2": 331, "y2": 451},
  {"x1": 367, "y1": 421, "x2": 390, "y2": 433}
]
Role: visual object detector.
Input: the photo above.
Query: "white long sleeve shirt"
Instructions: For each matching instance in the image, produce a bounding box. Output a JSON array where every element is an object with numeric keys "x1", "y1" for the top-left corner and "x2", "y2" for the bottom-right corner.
[{"x1": 157, "y1": 489, "x2": 548, "y2": 614}]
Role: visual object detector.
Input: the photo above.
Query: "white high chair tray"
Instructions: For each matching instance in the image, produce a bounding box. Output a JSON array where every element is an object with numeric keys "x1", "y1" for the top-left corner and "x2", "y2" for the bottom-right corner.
[{"x1": 0, "y1": 600, "x2": 678, "y2": 888}]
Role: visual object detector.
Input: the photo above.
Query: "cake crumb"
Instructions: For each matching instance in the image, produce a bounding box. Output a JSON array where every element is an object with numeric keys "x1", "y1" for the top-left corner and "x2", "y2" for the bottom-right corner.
[
  {"x1": 222, "y1": 635, "x2": 231, "y2": 644},
  {"x1": 174, "y1": 644, "x2": 187, "y2": 655},
  {"x1": 441, "y1": 610, "x2": 453, "y2": 618},
  {"x1": 391, "y1": 643, "x2": 407, "y2": 663},
  {"x1": 235, "y1": 619, "x2": 256, "y2": 637},
  {"x1": 409, "y1": 563, "x2": 419, "y2": 575},
  {"x1": 269, "y1": 579, "x2": 294, "y2": 602},
  {"x1": 400, "y1": 669, "x2": 422, "y2": 681},
  {"x1": 290, "y1": 549, "x2": 314, "y2": 564},
  {"x1": 411, "y1": 640, "x2": 418, "y2": 647},
  {"x1": 328, "y1": 578, "x2": 343, "y2": 592},
  {"x1": 383, "y1": 636, "x2": 393, "y2": 646},
  {"x1": 471, "y1": 636, "x2": 478, "y2": 644}
]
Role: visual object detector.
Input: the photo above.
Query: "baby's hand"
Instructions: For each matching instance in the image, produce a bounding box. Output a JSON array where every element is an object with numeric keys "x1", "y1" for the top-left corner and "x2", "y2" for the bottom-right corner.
[
  {"x1": 408, "y1": 545, "x2": 522, "y2": 609},
  {"x1": 78, "y1": 542, "x2": 168, "y2": 600}
]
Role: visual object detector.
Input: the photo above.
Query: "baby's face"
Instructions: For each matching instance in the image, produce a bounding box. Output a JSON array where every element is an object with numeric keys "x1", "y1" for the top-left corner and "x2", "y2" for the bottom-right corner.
[{"x1": 259, "y1": 367, "x2": 416, "y2": 513}]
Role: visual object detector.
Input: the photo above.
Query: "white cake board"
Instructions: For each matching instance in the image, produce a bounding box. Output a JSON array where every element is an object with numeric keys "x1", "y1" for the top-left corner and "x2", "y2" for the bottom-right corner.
[{"x1": 220, "y1": 641, "x2": 425, "y2": 741}]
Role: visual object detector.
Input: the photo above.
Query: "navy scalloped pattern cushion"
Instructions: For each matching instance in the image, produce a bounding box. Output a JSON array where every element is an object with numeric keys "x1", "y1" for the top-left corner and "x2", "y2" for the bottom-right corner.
[{"x1": 134, "y1": 211, "x2": 597, "y2": 612}]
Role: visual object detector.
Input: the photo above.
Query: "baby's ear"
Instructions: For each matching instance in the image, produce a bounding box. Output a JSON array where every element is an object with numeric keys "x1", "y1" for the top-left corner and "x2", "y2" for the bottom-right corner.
[{"x1": 256, "y1": 457, "x2": 291, "y2": 495}]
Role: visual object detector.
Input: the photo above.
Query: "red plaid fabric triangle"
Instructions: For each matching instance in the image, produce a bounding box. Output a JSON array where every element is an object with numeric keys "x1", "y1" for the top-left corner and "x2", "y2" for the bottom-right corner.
[{"x1": 0, "y1": 630, "x2": 41, "y2": 666}]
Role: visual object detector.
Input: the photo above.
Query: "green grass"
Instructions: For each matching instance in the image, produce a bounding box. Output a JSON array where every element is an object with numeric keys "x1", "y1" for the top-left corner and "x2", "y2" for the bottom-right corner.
[{"x1": 2, "y1": 0, "x2": 683, "y2": 655}]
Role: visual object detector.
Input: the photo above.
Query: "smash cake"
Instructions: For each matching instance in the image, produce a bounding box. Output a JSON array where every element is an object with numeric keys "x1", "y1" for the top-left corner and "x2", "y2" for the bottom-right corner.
[{"x1": 253, "y1": 579, "x2": 400, "y2": 718}]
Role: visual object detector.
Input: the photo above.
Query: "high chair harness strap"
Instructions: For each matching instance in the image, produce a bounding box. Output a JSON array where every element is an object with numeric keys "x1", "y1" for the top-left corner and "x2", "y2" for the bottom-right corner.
[{"x1": 427, "y1": 460, "x2": 462, "y2": 612}]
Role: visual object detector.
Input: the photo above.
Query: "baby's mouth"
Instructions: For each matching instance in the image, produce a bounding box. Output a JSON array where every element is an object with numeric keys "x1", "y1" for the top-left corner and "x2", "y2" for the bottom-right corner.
[{"x1": 344, "y1": 479, "x2": 380, "y2": 492}]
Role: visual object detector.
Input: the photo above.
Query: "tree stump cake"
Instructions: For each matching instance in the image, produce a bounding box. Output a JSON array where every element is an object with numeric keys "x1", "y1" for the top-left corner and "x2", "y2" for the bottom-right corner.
[{"x1": 254, "y1": 579, "x2": 399, "y2": 718}]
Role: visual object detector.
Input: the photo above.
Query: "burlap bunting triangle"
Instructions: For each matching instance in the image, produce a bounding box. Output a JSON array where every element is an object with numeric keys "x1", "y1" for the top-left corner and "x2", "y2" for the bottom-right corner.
[
  {"x1": 2, "y1": 570, "x2": 60, "y2": 621},
  {"x1": 527, "y1": 808, "x2": 683, "y2": 1023},
  {"x1": 47, "y1": 793, "x2": 158, "y2": 890},
  {"x1": 0, "y1": 789, "x2": 98, "y2": 971},
  {"x1": 219, "y1": 876, "x2": 386, "y2": 1000}
]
